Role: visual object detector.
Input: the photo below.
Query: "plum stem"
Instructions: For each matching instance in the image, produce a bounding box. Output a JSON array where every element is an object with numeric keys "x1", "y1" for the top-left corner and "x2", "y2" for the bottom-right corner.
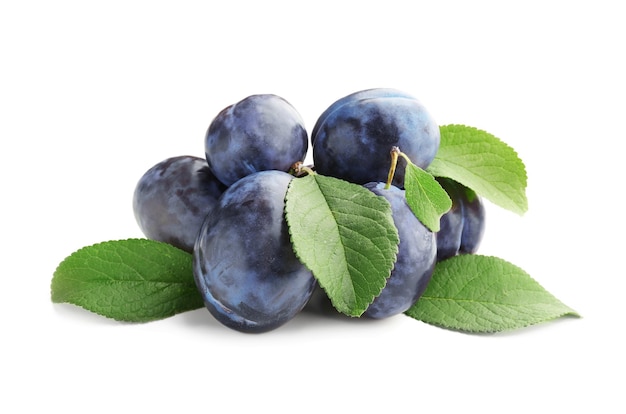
[
  {"x1": 385, "y1": 147, "x2": 413, "y2": 189},
  {"x1": 290, "y1": 161, "x2": 316, "y2": 177},
  {"x1": 385, "y1": 147, "x2": 401, "y2": 189}
]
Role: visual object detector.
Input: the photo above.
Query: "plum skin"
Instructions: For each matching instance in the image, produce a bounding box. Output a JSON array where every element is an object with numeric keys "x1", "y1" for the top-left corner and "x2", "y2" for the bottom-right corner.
[
  {"x1": 312, "y1": 88, "x2": 440, "y2": 187},
  {"x1": 132, "y1": 155, "x2": 227, "y2": 253},
  {"x1": 204, "y1": 94, "x2": 309, "y2": 187},
  {"x1": 436, "y1": 177, "x2": 486, "y2": 260},
  {"x1": 193, "y1": 170, "x2": 316, "y2": 333},
  {"x1": 311, "y1": 88, "x2": 417, "y2": 145},
  {"x1": 362, "y1": 182, "x2": 437, "y2": 319}
]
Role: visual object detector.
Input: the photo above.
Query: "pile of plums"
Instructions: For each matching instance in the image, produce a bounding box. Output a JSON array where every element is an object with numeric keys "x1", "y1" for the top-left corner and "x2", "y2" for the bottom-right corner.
[{"x1": 132, "y1": 89, "x2": 485, "y2": 333}]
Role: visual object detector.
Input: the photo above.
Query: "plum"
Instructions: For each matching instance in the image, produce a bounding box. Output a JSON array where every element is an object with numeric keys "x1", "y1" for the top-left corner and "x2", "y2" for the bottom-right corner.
[
  {"x1": 133, "y1": 155, "x2": 226, "y2": 253},
  {"x1": 436, "y1": 177, "x2": 486, "y2": 260},
  {"x1": 362, "y1": 182, "x2": 437, "y2": 318},
  {"x1": 205, "y1": 94, "x2": 308, "y2": 186},
  {"x1": 193, "y1": 170, "x2": 316, "y2": 333},
  {"x1": 312, "y1": 88, "x2": 440, "y2": 187}
]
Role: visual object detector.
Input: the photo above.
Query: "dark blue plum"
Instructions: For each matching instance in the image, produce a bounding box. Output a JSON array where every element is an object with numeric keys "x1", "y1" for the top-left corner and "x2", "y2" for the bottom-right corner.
[
  {"x1": 312, "y1": 88, "x2": 440, "y2": 187},
  {"x1": 205, "y1": 94, "x2": 308, "y2": 186},
  {"x1": 311, "y1": 88, "x2": 417, "y2": 145},
  {"x1": 193, "y1": 170, "x2": 316, "y2": 333},
  {"x1": 362, "y1": 182, "x2": 437, "y2": 319},
  {"x1": 133, "y1": 155, "x2": 227, "y2": 253},
  {"x1": 436, "y1": 177, "x2": 486, "y2": 260},
  {"x1": 459, "y1": 186, "x2": 486, "y2": 254}
]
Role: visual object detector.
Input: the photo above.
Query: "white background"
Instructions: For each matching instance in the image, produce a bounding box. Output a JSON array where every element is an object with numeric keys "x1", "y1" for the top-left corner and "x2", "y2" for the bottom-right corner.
[{"x1": 2, "y1": 1, "x2": 624, "y2": 412}]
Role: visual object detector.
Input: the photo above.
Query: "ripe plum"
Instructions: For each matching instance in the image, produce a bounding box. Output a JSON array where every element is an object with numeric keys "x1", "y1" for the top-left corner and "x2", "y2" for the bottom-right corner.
[
  {"x1": 312, "y1": 88, "x2": 440, "y2": 187},
  {"x1": 362, "y1": 182, "x2": 437, "y2": 318},
  {"x1": 133, "y1": 155, "x2": 226, "y2": 253},
  {"x1": 205, "y1": 94, "x2": 308, "y2": 186},
  {"x1": 193, "y1": 170, "x2": 316, "y2": 333},
  {"x1": 436, "y1": 177, "x2": 486, "y2": 260}
]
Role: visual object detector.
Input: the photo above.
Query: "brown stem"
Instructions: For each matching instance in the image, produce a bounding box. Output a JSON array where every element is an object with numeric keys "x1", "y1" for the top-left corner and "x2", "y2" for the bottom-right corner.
[{"x1": 385, "y1": 146, "x2": 401, "y2": 189}]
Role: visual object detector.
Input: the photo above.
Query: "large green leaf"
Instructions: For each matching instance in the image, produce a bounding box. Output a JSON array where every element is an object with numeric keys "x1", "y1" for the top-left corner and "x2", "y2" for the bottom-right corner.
[
  {"x1": 428, "y1": 124, "x2": 528, "y2": 215},
  {"x1": 406, "y1": 255, "x2": 579, "y2": 333},
  {"x1": 51, "y1": 239, "x2": 203, "y2": 322},
  {"x1": 285, "y1": 174, "x2": 399, "y2": 317}
]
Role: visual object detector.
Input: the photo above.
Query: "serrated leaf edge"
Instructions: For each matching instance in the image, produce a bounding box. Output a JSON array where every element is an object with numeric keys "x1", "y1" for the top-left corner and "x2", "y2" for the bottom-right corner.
[
  {"x1": 284, "y1": 175, "x2": 399, "y2": 317},
  {"x1": 430, "y1": 124, "x2": 528, "y2": 215},
  {"x1": 404, "y1": 254, "x2": 580, "y2": 333},
  {"x1": 51, "y1": 238, "x2": 203, "y2": 322}
]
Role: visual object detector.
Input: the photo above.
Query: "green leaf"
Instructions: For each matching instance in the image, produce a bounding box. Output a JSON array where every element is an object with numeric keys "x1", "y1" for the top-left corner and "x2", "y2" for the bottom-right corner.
[
  {"x1": 403, "y1": 161, "x2": 452, "y2": 232},
  {"x1": 51, "y1": 238, "x2": 204, "y2": 322},
  {"x1": 285, "y1": 174, "x2": 399, "y2": 317},
  {"x1": 427, "y1": 124, "x2": 528, "y2": 215},
  {"x1": 405, "y1": 255, "x2": 579, "y2": 333}
]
